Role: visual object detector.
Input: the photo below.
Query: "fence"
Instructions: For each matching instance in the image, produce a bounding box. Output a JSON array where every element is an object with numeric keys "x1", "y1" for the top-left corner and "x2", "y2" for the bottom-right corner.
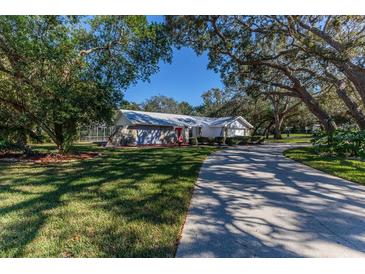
[{"x1": 80, "y1": 126, "x2": 115, "y2": 142}]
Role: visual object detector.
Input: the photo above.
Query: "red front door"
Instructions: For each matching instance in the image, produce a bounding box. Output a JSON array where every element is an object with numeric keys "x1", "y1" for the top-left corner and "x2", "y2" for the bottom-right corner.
[
  {"x1": 175, "y1": 127, "x2": 184, "y2": 144},
  {"x1": 176, "y1": 127, "x2": 182, "y2": 136}
]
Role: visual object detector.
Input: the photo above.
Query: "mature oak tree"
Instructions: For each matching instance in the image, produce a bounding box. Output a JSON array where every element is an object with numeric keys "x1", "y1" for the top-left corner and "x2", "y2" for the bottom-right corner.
[
  {"x1": 0, "y1": 16, "x2": 171, "y2": 151},
  {"x1": 141, "y1": 95, "x2": 195, "y2": 115},
  {"x1": 167, "y1": 15, "x2": 365, "y2": 132},
  {"x1": 267, "y1": 93, "x2": 301, "y2": 139},
  {"x1": 252, "y1": 16, "x2": 365, "y2": 129},
  {"x1": 199, "y1": 88, "x2": 225, "y2": 116},
  {"x1": 288, "y1": 16, "x2": 365, "y2": 104}
]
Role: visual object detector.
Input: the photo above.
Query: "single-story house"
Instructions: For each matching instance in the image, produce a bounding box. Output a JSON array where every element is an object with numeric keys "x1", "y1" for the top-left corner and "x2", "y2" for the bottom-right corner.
[{"x1": 108, "y1": 109, "x2": 253, "y2": 146}]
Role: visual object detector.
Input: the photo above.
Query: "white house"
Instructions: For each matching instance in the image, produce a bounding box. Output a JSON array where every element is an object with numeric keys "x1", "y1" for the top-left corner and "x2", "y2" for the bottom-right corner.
[{"x1": 108, "y1": 109, "x2": 253, "y2": 146}]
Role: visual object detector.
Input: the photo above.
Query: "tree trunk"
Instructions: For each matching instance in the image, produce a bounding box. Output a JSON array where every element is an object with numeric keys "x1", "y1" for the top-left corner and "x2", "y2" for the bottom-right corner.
[
  {"x1": 264, "y1": 121, "x2": 274, "y2": 139},
  {"x1": 54, "y1": 123, "x2": 65, "y2": 153},
  {"x1": 296, "y1": 86, "x2": 337, "y2": 133},
  {"x1": 273, "y1": 113, "x2": 283, "y2": 139},
  {"x1": 251, "y1": 119, "x2": 270, "y2": 136},
  {"x1": 336, "y1": 81, "x2": 365, "y2": 130},
  {"x1": 0, "y1": 96, "x2": 69, "y2": 151},
  {"x1": 293, "y1": 20, "x2": 365, "y2": 107},
  {"x1": 15, "y1": 129, "x2": 32, "y2": 155},
  {"x1": 339, "y1": 64, "x2": 365, "y2": 107}
]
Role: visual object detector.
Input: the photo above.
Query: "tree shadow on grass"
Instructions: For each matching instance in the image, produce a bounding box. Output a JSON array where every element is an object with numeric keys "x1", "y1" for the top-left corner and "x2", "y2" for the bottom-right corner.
[
  {"x1": 285, "y1": 147, "x2": 365, "y2": 187},
  {"x1": 0, "y1": 146, "x2": 214, "y2": 257}
]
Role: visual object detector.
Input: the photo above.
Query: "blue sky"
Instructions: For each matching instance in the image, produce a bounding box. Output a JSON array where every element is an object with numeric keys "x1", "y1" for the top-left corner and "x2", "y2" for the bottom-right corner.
[{"x1": 123, "y1": 16, "x2": 223, "y2": 107}]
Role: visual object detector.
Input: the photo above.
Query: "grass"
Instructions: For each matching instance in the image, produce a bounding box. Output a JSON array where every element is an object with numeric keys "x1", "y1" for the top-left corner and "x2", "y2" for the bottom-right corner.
[
  {"x1": 265, "y1": 133, "x2": 312, "y2": 144},
  {"x1": 0, "y1": 143, "x2": 216, "y2": 257},
  {"x1": 284, "y1": 146, "x2": 365, "y2": 185}
]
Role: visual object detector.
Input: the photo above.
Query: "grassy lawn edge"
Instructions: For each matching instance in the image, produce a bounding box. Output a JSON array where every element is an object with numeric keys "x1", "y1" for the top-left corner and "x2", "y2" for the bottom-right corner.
[
  {"x1": 0, "y1": 144, "x2": 218, "y2": 257},
  {"x1": 283, "y1": 146, "x2": 365, "y2": 185},
  {"x1": 265, "y1": 133, "x2": 312, "y2": 144},
  {"x1": 173, "y1": 146, "x2": 221, "y2": 257}
]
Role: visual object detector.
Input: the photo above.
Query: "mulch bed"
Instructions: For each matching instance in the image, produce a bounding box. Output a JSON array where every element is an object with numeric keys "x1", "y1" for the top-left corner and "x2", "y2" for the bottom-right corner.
[{"x1": 0, "y1": 151, "x2": 101, "y2": 163}]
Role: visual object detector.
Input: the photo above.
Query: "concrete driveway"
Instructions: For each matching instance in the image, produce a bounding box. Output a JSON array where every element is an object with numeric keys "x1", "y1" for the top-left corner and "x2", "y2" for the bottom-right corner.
[{"x1": 176, "y1": 144, "x2": 365, "y2": 257}]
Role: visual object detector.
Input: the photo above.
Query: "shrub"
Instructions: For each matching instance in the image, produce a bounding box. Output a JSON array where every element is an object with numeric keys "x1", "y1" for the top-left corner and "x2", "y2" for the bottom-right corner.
[
  {"x1": 0, "y1": 139, "x2": 22, "y2": 153},
  {"x1": 214, "y1": 137, "x2": 225, "y2": 145},
  {"x1": 189, "y1": 137, "x2": 198, "y2": 145},
  {"x1": 312, "y1": 130, "x2": 365, "y2": 158},
  {"x1": 225, "y1": 137, "x2": 234, "y2": 146},
  {"x1": 197, "y1": 137, "x2": 215, "y2": 145},
  {"x1": 195, "y1": 135, "x2": 265, "y2": 146},
  {"x1": 250, "y1": 136, "x2": 265, "y2": 144},
  {"x1": 227, "y1": 136, "x2": 247, "y2": 145},
  {"x1": 208, "y1": 138, "x2": 215, "y2": 145}
]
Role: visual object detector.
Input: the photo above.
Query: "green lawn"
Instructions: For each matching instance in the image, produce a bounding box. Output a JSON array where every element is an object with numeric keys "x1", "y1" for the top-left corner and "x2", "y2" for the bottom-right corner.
[
  {"x1": 0, "y1": 144, "x2": 216, "y2": 257},
  {"x1": 284, "y1": 146, "x2": 365, "y2": 185},
  {"x1": 265, "y1": 133, "x2": 312, "y2": 144}
]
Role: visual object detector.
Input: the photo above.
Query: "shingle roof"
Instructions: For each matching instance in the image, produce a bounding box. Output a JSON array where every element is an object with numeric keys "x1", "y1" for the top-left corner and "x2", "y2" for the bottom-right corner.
[
  {"x1": 208, "y1": 116, "x2": 238, "y2": 126},
  {"x1": 119, "y1": 109, "x2": 253, "y2": 128}
]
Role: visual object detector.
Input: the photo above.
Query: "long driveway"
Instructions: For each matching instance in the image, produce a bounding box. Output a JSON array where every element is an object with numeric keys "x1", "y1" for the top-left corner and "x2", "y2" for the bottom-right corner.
[{"x1": 176, "y1": 144, "x2": 365, "y2": 257}]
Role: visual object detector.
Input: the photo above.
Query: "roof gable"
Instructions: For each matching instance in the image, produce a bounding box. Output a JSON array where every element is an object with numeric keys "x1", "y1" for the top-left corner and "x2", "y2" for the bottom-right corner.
[{"x1": 118, "y1": 109, "x2": 253, "y2": 128}]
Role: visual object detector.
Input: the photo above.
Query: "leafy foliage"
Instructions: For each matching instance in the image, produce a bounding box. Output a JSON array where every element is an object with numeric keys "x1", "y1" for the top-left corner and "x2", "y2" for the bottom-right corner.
[
  {"x1": 167, "y1": 16, "x2": 365, "y2": 132},
  {"x1": 194, "y1": 135, "x2": 264, "y2": 146},
  {"x1": 0, "y1": 16, "x2": 171, "y2": 151},
  {"x1": 0, "y1": 103, "x2": 43, "y2": 153},
  {"x1": 141, "y1": 95, "x2": 195, "y2": 115},
  {"x1": 119, "y1": 100, "x2": 142, "y2": 111},
  {"x1": 312, "y1": 130, "x2": 365, "y2": 157},
  {"x1": 0, "y1": 139, "x2": 22, "y2": 153}
]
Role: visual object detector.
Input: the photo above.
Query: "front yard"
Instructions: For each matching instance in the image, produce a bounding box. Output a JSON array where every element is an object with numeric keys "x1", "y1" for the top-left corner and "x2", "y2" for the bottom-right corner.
[
  {"x1": 0, "y1": 144, "x2": 216, "y2": 257},
  {"x1": 284, "y1": 146, "x2": 365, "y2": 185},
  {"x1": 265, "y1": 133, "x2": 312, "y2": 144}
]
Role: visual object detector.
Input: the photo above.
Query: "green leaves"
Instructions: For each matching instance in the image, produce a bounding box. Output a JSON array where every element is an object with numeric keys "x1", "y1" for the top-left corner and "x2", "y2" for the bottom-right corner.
[
  {"x1": 0, "y1": 16, "x2": 172, "y2": 151},
  {"x1": 80, "y1": 16, "x2": 172, "y2": 90},
  {"x1": 313, "y1": 129, "x2": 365, "y2": 157},
  {"x1": 141, "y1": 95, "x2": 194, "y2": 115},
  {"x1": 167, "y1": 16, "x2": 365, "y2": 132}
]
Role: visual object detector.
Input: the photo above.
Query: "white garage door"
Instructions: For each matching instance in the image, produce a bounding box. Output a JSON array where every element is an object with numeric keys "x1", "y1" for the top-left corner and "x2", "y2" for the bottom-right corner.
[{"x1": 201, "y1": 127, "x2": 223, "y2": 138}]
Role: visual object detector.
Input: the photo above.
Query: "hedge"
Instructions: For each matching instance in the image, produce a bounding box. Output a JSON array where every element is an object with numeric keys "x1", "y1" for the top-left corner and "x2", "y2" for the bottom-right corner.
[{"x1": 190, "y1": 136, "x2": 264, "y2": 146}]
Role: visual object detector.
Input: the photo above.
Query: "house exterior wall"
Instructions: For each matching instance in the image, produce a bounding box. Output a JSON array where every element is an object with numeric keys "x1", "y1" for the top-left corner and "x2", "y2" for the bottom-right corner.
[
  {"x1": 198, "y1": 120, "x2": 251, "y2": 138},
  {"x1": 136, "y1": 126, "x2": 176, "y2": 145},
  {"x1": 227, "y1": 129, "x2": 246, "y2": 137},
  {"x1": 227, "y1": 120, "x2": 246, "y2": 129},
  {"x1": 108, "y1": 111, "x2": 253, "y2": 146},
  {"x1": 200, "y1": 127, "x2": 223, "y2": 138},
  {"x1": 190, "y1": 127, "x2": 200, "y2": 138},
  {"x1": 108, "y1": 125, "x2": 189, "y2": 146},
  {"x1": 226, "y1": 119, "x2": 250, "y2": 137},
  {"x1": 108, "y1": 126, "x2": 137, "y2": 146}
]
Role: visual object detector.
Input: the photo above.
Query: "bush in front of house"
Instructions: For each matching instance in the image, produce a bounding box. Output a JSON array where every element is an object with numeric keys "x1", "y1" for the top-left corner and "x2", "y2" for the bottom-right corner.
[
  {"x1": 312, "y1": 130, "x2": 365, "y2": 158},
  {"x1": 0, "y1": 139, "x2": 22, "y2": 153},
  {"x1": 194, "y1": 135, "x2": 265, "y2": 146},
  {"x1": 195, "y1": 136, "x2": 224, "y2": 145},
  {"x1": 250, "y1": 136, "x2": 265, "y2": 144},
  {"x1": 226, "y1": 136, "x2": 250, "y2": 145},
  {"x1": 214, "y1": 137, "x2": 225, "y2": 145},
  {"x1": 197, "y1": 137, "x2": 215, "y2": 145},
  {"x1": 189, "y1": 137, "x2": 198, "y2": 145}
]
